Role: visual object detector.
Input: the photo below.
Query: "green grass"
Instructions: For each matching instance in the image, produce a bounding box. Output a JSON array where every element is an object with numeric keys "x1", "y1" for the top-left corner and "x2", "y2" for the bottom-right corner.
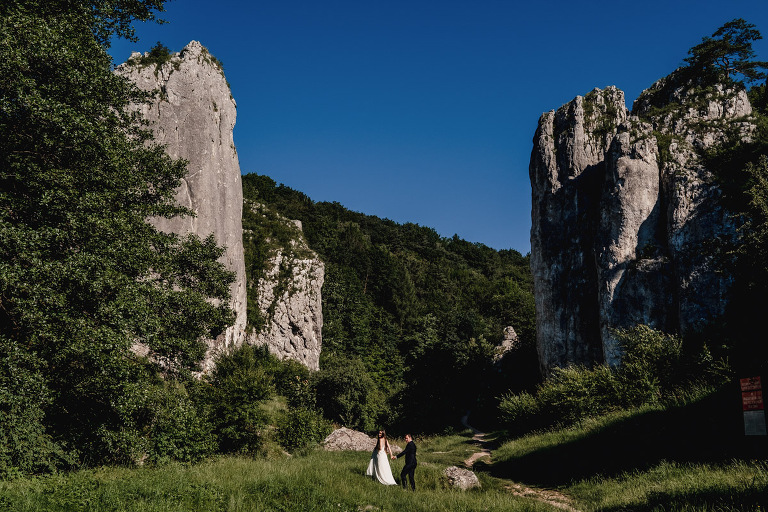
[
  {"x1": 5, "y1": 399, "x2": 768, "y2": 511},
  {"x1": 0, "y1": 441, "x2": 551, "y2": 512},
  {"x1": 489, "y1": 396, "x2": 768, "y2": 511},
  {"x1": 568, "y1": 459, "x2": 768, "y2": 511}
]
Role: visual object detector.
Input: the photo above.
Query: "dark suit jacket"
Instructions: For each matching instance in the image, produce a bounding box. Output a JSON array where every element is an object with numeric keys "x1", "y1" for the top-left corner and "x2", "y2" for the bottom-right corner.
[{"x1": 397, "y1": 440, "x2": 417, "y2": 466}]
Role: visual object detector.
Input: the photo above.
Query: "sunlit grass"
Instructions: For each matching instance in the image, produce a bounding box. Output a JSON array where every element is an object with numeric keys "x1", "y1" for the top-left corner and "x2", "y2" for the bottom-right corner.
[
  {"x1": 568, "y1": 459, "x2": 768, "y2": 511},
  {"x1": 492, "y1": 404, "x2": 768, "y2": 511},
  {"x1": 0, "y1": 450, "x2": 552, "y2": 512}
]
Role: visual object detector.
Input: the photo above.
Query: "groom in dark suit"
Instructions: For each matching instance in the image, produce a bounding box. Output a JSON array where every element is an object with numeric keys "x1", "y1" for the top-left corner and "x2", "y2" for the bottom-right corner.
[{"x1": 393, "y1": 433, "x2": 417, "y2": 490}]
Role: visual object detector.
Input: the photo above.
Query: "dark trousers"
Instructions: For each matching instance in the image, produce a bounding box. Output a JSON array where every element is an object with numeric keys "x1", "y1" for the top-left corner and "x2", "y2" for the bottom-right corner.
[{"x1": 400, "y1": 463, "x2": 416, "y2": 490}]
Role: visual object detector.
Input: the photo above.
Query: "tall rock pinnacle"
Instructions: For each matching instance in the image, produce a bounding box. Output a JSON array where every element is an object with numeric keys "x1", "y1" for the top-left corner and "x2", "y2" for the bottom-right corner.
[
  {"x1": 530, "y1": 78, "x2": 752, "y2": 375},
  {"x1": 117, "y1": 41, "x2": 247, "y2": 367}
]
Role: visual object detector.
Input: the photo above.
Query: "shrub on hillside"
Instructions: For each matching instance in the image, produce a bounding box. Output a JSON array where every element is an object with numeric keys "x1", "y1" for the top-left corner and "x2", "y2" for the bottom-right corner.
[
  {"x1": 498, "y1": 325, "x2": 731, "y2": 435},
  {"x1": 537, "y1": 364, "x2": 623, "y2": 424},
  {"x1": 275, "y1": 408, "x2": 333, "y2": 453},
  {"x1": 497, "y1": 391, "x2": 541, "y2": 433},
  {"x1": 499, "y1": 364, "x2": 622, "y2": 434},
  {"x1": 144, "y1": 382, "x2": 216, "y2": 465},
  {"x1": 313, "y1": 354, "x2": 385, "y2": 431},
  {"x1": 206, "y1": 344, "x2": 275, "y2": 455},
  {"x1": 613, "y1": 325, "x2": 683, "y2": 406},
  {"x1": 272, "y1": 359, "x2": 315, "y2": 409}
]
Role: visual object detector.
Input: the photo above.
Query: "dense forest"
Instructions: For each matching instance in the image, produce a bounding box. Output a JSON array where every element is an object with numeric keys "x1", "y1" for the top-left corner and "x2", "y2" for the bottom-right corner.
[{"x1": 241, "y1": 174, "x2": 537, "y2": 432}]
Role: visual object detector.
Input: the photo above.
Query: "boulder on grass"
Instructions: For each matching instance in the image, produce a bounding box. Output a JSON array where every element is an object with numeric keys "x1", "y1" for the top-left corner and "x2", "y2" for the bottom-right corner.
[
  {"x1": 323, "y1": 428, "x2": 375, "y2": 452},
  {"x1": 444, "y1": 466, "x2": 481, "y2": 490}
]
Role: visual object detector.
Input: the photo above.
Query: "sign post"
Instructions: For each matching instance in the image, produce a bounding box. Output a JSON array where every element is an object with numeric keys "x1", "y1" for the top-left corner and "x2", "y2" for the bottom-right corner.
[{"x1": 740, "y1": 376, "x2": 767, "y2": 436}]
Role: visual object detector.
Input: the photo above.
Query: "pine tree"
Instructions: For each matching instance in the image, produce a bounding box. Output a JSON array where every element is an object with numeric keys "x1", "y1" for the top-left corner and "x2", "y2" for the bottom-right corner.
[{"x1": 684, "y1": 18, "x2": 768, "y2": 85}]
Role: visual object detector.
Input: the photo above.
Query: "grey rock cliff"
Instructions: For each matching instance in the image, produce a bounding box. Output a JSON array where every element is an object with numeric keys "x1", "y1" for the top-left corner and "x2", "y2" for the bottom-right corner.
[
  {"x1": 117, "y1": 41, "x2": 247, "y2": 367},
  {"x1": 530, "y1": 79, "x2": 752, "y2": 374},
  {"x1": 245, "y1": 204, "x2": 324, "y2": 370}
]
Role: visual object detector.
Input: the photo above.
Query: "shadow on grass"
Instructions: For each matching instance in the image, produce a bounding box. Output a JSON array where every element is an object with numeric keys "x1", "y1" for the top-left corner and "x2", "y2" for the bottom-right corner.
[
  {"x1": 601, "y1": 486, "x2": 768, "y2": 511},
  {"x1": 488, "y1": 386, "x2": 768, "y2": 487}
]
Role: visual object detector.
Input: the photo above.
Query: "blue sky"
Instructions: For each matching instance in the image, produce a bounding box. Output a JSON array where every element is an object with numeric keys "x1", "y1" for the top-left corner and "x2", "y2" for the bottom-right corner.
[{"x1": 109, "y1": 1, "x2": 768, "y2": 254}]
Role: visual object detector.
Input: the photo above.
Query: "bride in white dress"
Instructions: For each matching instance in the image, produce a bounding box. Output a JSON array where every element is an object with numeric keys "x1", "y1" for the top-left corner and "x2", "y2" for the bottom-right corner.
[{"x1": 365, "y1": 430, "x2": 397, "y2": 485}]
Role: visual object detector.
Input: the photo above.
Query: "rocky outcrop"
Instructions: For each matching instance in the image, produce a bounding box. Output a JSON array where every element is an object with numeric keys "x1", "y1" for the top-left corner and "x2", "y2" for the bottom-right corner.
[
  {"x1": 117, "y1": 41, "x2": 247, "y2": 368},
  {"x1": 444, "y1": 466, "x2": 481, "y2": 490},
  {"x1": 530, "y1": 78, "x2": 752, "y2": 373},
  {"x1": 493, "y1": 326, "x2": 519, "y2": 362},
  {"x1": 244, "y1": 204, "x2": 324, "y2": 370},
  {"x1": 322, "y1": 428, "x2": 402, "y2": 453},
  {"x1": 323, "y1": 427, "x2": 375, "y2": 451}
]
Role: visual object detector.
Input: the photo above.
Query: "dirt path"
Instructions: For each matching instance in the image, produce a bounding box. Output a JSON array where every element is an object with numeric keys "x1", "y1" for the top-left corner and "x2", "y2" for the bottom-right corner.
[
  {"x1": 460, "y1": 414, "x2": 581, "y2": 512},
  {"x1": 460, "y1": 414, "x2": 492, "y2": 468}
]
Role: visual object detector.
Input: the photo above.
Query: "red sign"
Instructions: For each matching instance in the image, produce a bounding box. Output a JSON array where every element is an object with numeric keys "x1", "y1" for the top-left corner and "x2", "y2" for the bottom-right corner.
[
  {"x1": 741, "y1": 376, "x2": 762, "y2": 392},
  {"x1": 742, "y1": 377, "x2": 767, "y2": 435},
  {"x1": 743, "y1": 390, "x2": 765, "y2": 411}
]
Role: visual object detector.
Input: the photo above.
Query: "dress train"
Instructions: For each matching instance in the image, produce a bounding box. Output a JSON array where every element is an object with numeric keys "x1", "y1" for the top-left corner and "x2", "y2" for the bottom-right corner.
[{"x1": 365, "y1": 449, "x2": 397, "y2": 485}]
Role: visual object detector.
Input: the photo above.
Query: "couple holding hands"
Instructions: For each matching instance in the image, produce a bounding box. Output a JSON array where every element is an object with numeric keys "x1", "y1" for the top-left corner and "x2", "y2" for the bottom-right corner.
[{"x1": 365, "y1": 430, "x2": 417, "y2": 490}]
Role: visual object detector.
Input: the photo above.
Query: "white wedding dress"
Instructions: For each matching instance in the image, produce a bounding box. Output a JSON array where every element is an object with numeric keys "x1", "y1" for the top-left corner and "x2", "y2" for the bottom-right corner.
[{"x1": 366, "y1": 449, "x2": 397, "y2": 485}]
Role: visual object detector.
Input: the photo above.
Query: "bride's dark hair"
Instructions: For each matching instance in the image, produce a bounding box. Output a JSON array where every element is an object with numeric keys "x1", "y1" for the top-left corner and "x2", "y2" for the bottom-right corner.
[{"x1": 376, "y1": 429, "x2": 390, "y2": 451}]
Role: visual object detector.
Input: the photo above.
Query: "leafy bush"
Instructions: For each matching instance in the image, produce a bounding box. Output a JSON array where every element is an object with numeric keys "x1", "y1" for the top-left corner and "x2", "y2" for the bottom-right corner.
[
  {"x1": 206, "y1": 345, "x2": 275, "y2": 455},
  {"x1": 313, "y1": 354, "x2": 385, "y2": 431},
  {"x1": 145, "y1": 382, "x2": 216, "y2": 465},
  {"x1": 0, "y1": 337, "x2": 70, "y2": 478},
  {"x1": 499, "y1": 364, "x2": 621, "y2": 434},
  {"x1": 613, "y1": 325, "x2": 683, "y2": 406},
  {"x1": 137, "y1": 41, "x2": 172, "y2": 67},
  {"x1": 275, "y1": 408, "x2": 332, "y2": 453},
  {"x1": 271, "y1": 359, "x2": 314, "y2": 409},
  {"x1": 498, "y1": 325, "x2": 731, "y2": 436},
  {"x1": 537, "y1": 364, "x2": 622, "y2": 424},
  {"x1": 498, "y1": 391, "x2": 539, "y2": 429}
]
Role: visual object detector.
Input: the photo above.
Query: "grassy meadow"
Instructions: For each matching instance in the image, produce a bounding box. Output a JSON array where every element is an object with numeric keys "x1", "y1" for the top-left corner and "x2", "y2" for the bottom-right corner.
[
  {"x1": 0, "y1": 434, "x2": 550, "y2": 512},
  {"x1": 3, "y1": 412, "x2": 768, "y2": 512}
]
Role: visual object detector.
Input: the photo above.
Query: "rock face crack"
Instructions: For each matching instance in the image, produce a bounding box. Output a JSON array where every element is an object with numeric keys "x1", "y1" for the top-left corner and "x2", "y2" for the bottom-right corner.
[{"x1": 530, "y1": 83, "x2": 750, "y2": 374}]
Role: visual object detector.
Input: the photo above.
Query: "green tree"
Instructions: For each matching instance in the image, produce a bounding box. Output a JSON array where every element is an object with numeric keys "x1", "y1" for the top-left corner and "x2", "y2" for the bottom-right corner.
[
  {"x1": 313, "y1": 354, "x2": 385, "y2": 431},
  {"x1": 722, "y1": 155, "x2": 768, "y2": 373},
  {"x1": 0, "y1": 1, "x2": 234, "y2": 471},
  {"x1": 684, "y1": 18, "x2": 768, "y2": 85},
  {"x1": 240, "y1": 172, "x2": 537, "y2": 432},
  {"x1": 206, "y1": 345, "x2": 274, "y2": 455}
]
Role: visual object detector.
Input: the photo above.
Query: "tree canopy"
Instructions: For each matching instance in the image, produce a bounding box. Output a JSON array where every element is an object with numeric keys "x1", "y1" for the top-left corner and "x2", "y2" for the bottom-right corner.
[
  {"x1": 684, "y1": 18, "x2": 768, "y2": 85},
  {"x1": 0, "y1": 0, "x2": 235, "y2": 474},
  {"x1": 241, "y1": 173, "x2": 538, "y2": 432}
]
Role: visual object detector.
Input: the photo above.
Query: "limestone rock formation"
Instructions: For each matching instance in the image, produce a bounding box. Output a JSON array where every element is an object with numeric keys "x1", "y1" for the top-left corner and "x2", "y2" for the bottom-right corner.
[
  {"x1": 493, "y1": 326, "x2": 520, "y2": 362},
  {"x1": 244, "y1": 204, "x2": 324, "y2": 370},
  {"x1": 530, "y1": 78, "x2": 752, "y2": 373},
  {"x1": 443, "y1": 466, "x2": 481, "y2": 490},
  {"x1": 322, "y1": 428, "x2": 401, "y2": 453},
  {"x1": 116, "y1": 41, "x2": 247, "y2": 367},
  {"x1": 323, "y1": 427, "x2": 375, "y2": 451}
]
